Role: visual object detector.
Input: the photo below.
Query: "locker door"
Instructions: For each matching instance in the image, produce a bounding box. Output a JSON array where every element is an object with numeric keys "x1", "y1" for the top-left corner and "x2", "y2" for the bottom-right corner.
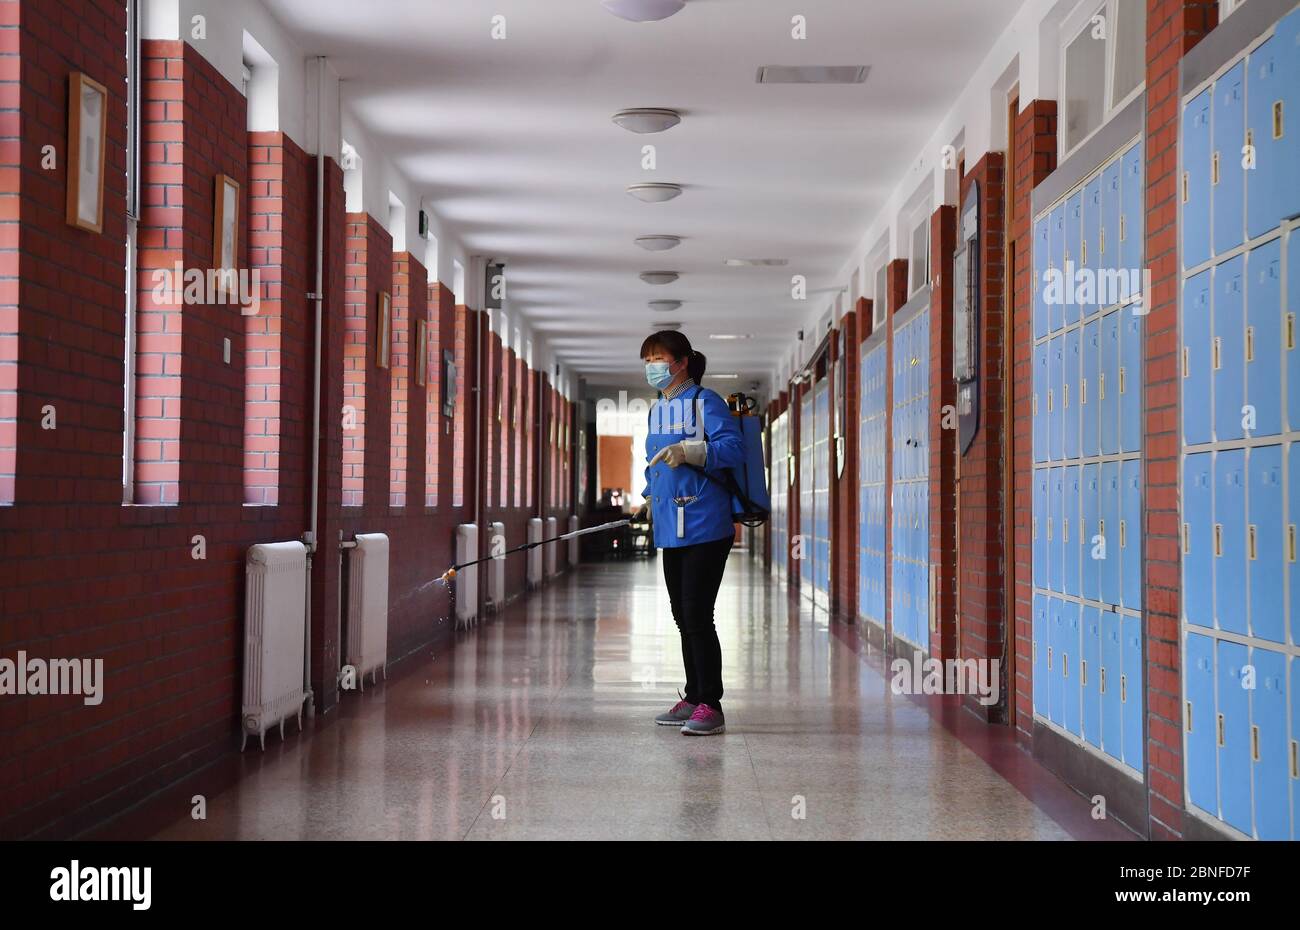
[
  {"x1": 1245, "y1": 28, "x2": 1299, "y2": 239},
  {"x1": 1033, "y1": 341, "x2": 1049, "y2": 462},
  {"x1": 1292, "y1": 240, "x2": 1300, "y2": 433},
  {"x1": 1065, "y1": 191, "x2": 1084, "y2": 326},
  {"x1": 1050, "y1": 335, "x2": 1063, "y2": 461},
  {"x1": 1063, "y1": 601, "x2": 1081, "y2": 736},
  {"x1": 1081, "y1": 464, "x2": 1100, "y2": 601},
  {"x1": 1246, "y1": 240, "x2": 1283, "y2": 438},
  {"x1": 1063, "y1": 328, "x2": 1081, "y2": 460},
  {"x1": 1184, "y1": 631, "x2": 1217, "y2": 817},
  {"x1": 1121, "y1": 614, "x2": 1143, "y2": 770},
  {"x1": 1212, "y1": 61, "x2": 1246, "y2": 256},
  {"x1": 1216, "y1": 640, "x2": 1252, "y2": 835},
  {"x1": 1292, "y1": 656, "x2": 1299, "y2": 841},
  {"x1": 1049, "y1": 596, "x2": 1063, "y2": 726},
  {"x1": 1051, "y1": 467, "x2": 1065, "y2": 595},
  {"x1": 1081, "y1": 605, "x2": 1101, "y2": 748},
  {"x1": 1101, "y1": 160, "x2": 1122, "y2": 301},
  {"x1": 1120, "y1": 312, "x2": 1143, "y2": 453},
  {"x1": 1183, "y1": 270, "x2": 1213, "y2": 445},
  {"x1": 1064, "y1": 465, "x2": 1081, "y2": 598},
  {"x1": 1100, "y1": 462, "x2": 1120, "y2": 605},
  {"x1": 1215, "y1": 449, "x2": 1247, "y2": 635},
  {"x1": 1034, "y1": 215, "x2": 1051, "y2": 340},
  {"x1": 1050, "y1": 203, "x2": 1066, "y2": 334},
  {"x1": 1100, "y1": 611, "x2": 1122, "y2": 760},
  {"x1": 1183, "y1": 453, "x2": 1214, "y2": 629},
  {"x1": 1182, "y1": 88, "x2": 1212, "y2": 269},
  {"x1": 1121, "y1": 459, "x2": 1143, "y2": 611},
  {"x1": 1033, "y1": 468, "x2": 1048, "y2": 590},
  {"x1": 1082, "y1": 319, "x2": 1100, "y2": 457},
  {"x1": 1100, "y1": 311, "x2": 1120, "y2": 455},
  {"x1": 1119, "y1": 142, "x2": 1144, "y2": 277},
  {"x1": 1083, "y1": 175, "x2": 1102, "y2": 317},
  {"x1": 1250, "y1": 648, "x2": 1288, "y2": 840},
  {"x1": 1213, "y1": 256, "x2": 1245, "y2": 442},
  {"x1": 1290, "y1": 443, "x2": 1300, "y2": 647},
  {"x1": 1033, "y1": 593, "x2": 1049, "y2": 717},
  {"x1": 1248, "y1": 445, "x2": 1285, "y2": 644}
]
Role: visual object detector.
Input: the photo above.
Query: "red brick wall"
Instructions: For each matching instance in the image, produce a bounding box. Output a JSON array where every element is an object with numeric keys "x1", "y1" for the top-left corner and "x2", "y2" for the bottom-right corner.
[
  {"x1": 389, "y1": 252, "x2": 425, "y2": 508},
  {"x1": 831, "y1": 308, "x2": 859, "y2": 618},
  {"x1": 1143, "y1": 0, "x2": 1218, "y2": 841},
  {"x1": 956, "y1": 153, "x2": 1006, "y2": 718},
  {"x1": 883, "y1": 258, "x2": 909, "y2": 638},
  {"x1": 929, "y1": 206, "x2": 958, "y2": 660},
  {"x1": 0, "y1": 0, "x2": 19, "y2": 506},
  {"x1": 1010, "y1": 101, "x2": 1058, "y2": 736}
]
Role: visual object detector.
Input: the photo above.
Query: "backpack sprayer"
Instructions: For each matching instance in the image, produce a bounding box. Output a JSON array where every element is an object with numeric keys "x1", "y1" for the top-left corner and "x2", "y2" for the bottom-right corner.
[
  {"x1": 687, "y1": 390, "x2": 771, "y2": 528},
  {"x1": 438, "y1": 519, "x2": 631, "y2": 584}
]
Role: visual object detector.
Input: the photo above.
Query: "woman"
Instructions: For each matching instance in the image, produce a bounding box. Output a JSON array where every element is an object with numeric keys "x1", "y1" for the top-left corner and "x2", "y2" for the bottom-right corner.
[{"x1": 636, "y1": 331, "x2": 745, "y2": 735}]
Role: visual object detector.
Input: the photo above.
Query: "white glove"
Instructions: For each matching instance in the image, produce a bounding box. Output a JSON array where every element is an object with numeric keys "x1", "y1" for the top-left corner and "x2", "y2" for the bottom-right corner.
[{"x1": 649, "y1": 440, "x2": 707, "y2": 469}]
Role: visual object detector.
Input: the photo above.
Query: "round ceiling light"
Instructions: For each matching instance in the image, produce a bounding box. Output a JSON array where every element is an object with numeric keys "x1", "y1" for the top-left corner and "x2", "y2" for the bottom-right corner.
[
  {"x1": 626, "y1": 183, "x2": 683, "y2": 203},
  {"x1": 612, "y1": 108, "x2": 682, "y2": 134},
  {"x1": 648, "y1": 299, "x2": 682, "y2": 312},
  {"x1": 635, "y1": 235, "x2": 682, "y2": 251},
  {"x1": 601, "y1": 0, "x2": 686, "y2": 22},
  {"x1": 640, "y1": 271, "x2": 679, "y2": 286}
]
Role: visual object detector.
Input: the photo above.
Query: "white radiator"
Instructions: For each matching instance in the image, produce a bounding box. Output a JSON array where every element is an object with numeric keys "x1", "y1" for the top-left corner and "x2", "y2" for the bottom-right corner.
[
  {"x1": 527, "y1": 518, "x2": 544, "y2": 588},
  {"x1": 545, "y1": 516, "x2": 559, "y2": 577},
  {"x1": 486, "y1": 521, "x2": 505, "y2": 610},
  {"x1": 455, "y1": 523, "x2": 479, "y2": 628},
  {"x1": 346, "y1": 533, "x2": 389, "y2": 690},
  {"x1": 242, "y1": 541, "x2": 308, "y2": 751},
  {"x1": 569, "y1": 515, "x2": 580, "y2": 564}
]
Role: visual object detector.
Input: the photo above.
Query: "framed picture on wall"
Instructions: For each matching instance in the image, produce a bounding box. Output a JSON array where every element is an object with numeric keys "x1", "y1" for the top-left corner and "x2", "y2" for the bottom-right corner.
[
  {"x1": 376, "y1": 292, "x2": 391, "y2": 369},
  {"x1": 66, "y1": 72, "x2": 109, "y2": 234},
  {"x1": 212, "y1": 174, "x2": 241, "y2": 298},
  {"x1": 415, "y1": 319, "x2": 429, "y2": 387},
  {"x1": 442, "y1": 350, "x2": 456, "y2": 417}
]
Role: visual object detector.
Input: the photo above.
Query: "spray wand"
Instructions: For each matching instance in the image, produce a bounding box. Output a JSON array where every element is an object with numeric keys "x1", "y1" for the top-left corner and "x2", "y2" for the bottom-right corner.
[{"x1": 438, "y1": 519, "x2": 632, "y2": 584}]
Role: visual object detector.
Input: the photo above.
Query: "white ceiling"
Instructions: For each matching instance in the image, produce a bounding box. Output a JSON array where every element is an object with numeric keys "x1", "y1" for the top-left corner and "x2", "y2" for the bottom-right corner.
[{"x1": 263, "y1": 0, "x2": 1021, "y2": 391}]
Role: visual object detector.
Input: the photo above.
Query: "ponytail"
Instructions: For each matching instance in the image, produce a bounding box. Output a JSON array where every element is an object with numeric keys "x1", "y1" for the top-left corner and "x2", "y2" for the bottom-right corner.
[{"x1": 687, "y1": 349, "x2": 707, "y2": 382}]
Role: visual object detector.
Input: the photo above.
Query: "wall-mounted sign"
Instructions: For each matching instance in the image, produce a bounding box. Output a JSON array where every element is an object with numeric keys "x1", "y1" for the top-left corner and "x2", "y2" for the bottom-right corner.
[
  {"x1": 954, "y1": 181, "x2": 980, "y2": 455},
  {"x1": 834, "y1": 327, "x2": 846, "y2": 480}
]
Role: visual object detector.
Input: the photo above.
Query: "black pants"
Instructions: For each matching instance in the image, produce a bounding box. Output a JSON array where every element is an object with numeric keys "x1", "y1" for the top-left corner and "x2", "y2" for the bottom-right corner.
[{"x1": 661, "y1": 534, "x2": 733, "y2": 715}]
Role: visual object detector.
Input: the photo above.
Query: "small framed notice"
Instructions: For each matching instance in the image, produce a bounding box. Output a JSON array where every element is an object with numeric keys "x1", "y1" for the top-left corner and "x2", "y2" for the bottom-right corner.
[{"x1": 66, "y1": 72, "x2": 109, "y2": 234}]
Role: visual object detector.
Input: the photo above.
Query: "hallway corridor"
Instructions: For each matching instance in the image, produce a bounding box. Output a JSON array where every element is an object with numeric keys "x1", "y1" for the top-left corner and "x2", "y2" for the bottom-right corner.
[{"x1": 133, "y1": 555, "x2": 1127, "y2": 841}]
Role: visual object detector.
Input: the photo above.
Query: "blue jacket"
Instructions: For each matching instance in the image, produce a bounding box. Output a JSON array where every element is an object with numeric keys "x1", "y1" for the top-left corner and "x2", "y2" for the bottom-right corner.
[{"x1": 642, "y1": 385, "x2": 746, "y2": 548}]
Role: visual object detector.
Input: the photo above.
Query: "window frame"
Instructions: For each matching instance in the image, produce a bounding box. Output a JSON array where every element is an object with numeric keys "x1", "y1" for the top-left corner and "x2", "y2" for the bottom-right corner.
[{"x1": 1057, "y1": 0, "x2": 1146, "y2": 160}]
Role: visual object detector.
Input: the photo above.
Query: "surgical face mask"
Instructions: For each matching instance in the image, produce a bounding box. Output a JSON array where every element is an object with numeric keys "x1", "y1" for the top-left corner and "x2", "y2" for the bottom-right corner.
[{"x1": 645, "y1": 361, "x2": 674, "y2": 389}]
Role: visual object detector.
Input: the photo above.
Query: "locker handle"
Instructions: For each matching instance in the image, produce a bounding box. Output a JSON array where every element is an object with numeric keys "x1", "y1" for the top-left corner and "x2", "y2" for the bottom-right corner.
[
  {"x1": 1081, "y1": 240, "x2": 1087, "y2": 264},
  {"x1": 1063, "y1": 654, "x2": 1069, "y2": 679},
  {"x1": 1081, "y1": 377, "x2": 1087, "y2": 406},
  {"x1": 1251, "y1": 725, "x2": 1260, "y2": 763},
  {"x1": 1063, "y1": 383, "x2": 1069, "y2": 410},
  {"x1": 1211, "y1": 151, "x2": 1220, "y2": 185},
  {"x1": 1216, "y1": 713, "x2": 1225, "y2": 748},
  {"x1": 1245, "y1": 326, "x2": 1254, "y2": 363},
  {"x1": 1064, "y1": 518, "x2": 1070, "y2": 543},
  {"x1": 1032, "y1": 517, "x2": 1038, "y2": 540},
  {"x1": 1119, "y1": 366, "x2": 1126, "y2": 395},
  {"x1": 1120, "y1": 674, "x2": 1126, "y2": 704},
  {"x1": 1291, "y1": 740, "x2": 1298, "y2": 779},
  {"x1": 1214, "y1": 523, "x2": 1223, "y2": 557},
  {"x1": 1099, "y1": 372, "x2": 1106, "y2": 401},
  {"x1": 1033, "y1": 393, "x2": 1038, "y2": 415},
  {"x1": 1081, "y1": 660, "x2": 1087, "y2": 686},
  {"x1": 1287, "y1": 314, "x2": 1295, "y2": 351},
  {"x1": 1119, "y1": 520, "x2": 1126, "y2": 549},
  {"x1": 1119, "y1": 214, "x2": 1126, "y2": 243},
  {"x1": 1099, "y1": 666, "x2": 1106, "y2": 694},
  {"x1": 1248, "y1": 524, "x2": 1257, "y2": 561},
  {"x1": 1181, "y1": 171, "x2": 1190, "y2": 203},
  {"x1": 1047, "y1": 646, "x2": 1052, "y2": 671},
  {"x1": 1099, "y1": 228, "x2": 1105, "y2": 255},
  {"x1": 1047, "y1": 389, "x2": 1054, "y2": 413},
  {"x1": 1289, "y1": 525, "x2": 1296, "y2": 563},
  {"x1": 1183, "y1": 522, "x2": 1191, "y2": 555},
  {"x1": 1212, "y1": 337, "x2": 1221, "y2": 371},
  {"x1": 1182, "y1": 347, "x2": 1190, "y2": 379},
  {"x1": 1274, "y1": 100, "x2": 1284, "y2": 140},
  {"x1": 1185, "y1": 700, "x2": 1193, "y2": 733}
]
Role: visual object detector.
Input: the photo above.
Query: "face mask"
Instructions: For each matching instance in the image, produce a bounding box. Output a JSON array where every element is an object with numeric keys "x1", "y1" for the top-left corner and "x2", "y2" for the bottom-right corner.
[{"x1": 645, "y1": 361, "x2": 674, "y2": 389}]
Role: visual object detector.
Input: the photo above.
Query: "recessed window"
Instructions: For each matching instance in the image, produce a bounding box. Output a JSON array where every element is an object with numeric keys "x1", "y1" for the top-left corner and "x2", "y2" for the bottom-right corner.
[
  {"x1": 1060, "y1": 0, "x2": 1147, "y2": 158},
  {"x1": 874, "y1": 263, "x2": 889, "y2": 328},
  {"x1": 910, "y1": 215, "x2": 931, "y2": 295}
]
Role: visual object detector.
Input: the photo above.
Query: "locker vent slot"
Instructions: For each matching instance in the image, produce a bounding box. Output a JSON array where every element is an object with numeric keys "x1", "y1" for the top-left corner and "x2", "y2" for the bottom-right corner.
[
  {"x1": 1251, "y1": 725, "x2": 1260, "y2": 763},
  {"x1": 1216, "y1": 713, "x2": 1225, "y2": 748},
  {"x1": 1248, "y1": 524, "x2": 1257, "y2": 561},
  {"x1": 1214, "y1": 523, "x2": 1223, "y2": 557},
  {"x1": 1273, "y1": 100, "x2": 1284, "y2": 140}
]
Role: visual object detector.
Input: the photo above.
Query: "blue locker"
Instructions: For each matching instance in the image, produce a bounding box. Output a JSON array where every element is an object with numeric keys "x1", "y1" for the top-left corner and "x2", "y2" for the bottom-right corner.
[
  {"x1": 1120, "y1": 311, "x2": 1143, "y2": 453},
  {"x1": 1063, "y1": 328, "x2": 1080, "y2": 460},
  {"x1": 1082, "y1": 319, "x2": 1100, "y2": 457},
  {"x1": 1050, "y1": 203, "x2": 1066, "y2": 334},
  {"x1": 1064, "y1": 465, "x2": 1081, "y2": 597},
  {"x1": 1248, "y1": 445, "x2": 1284, "y2": 644},
  {"x1": 1183, "y1": 453, "x2": 1214, "y2": 629},
  {"x1": 1216, "y1": 640, "x2": 1251, "y2": 835},
  {"x1": 1121, "y1": 614, "x2": 1143, "y2": 770},
  {"x1": 1213, "y1": 256, "x2": 1245, "y2": 442},
  {"x1": 1292, "y1": 656, "x2": 1299, "y2": 841},
  {"x1": 1081, "y1": 606, "x2": 1101, "y2": 748},
  {"x1": 1081, "y1": 464, "x2": 1100, "y2": 601},
  {"x1": 1100, "y1": 462, "x2": 1120, "y2": 605},
  {"x1": 1101, "y1": 160, "x2": 1122, "y2": 300},
  {"x1": 1100, "y1": 612, "x2": 1123, "y2": 761},
  {"x1": 1246, "y1": 240, "x2": 1283, "y2": 438},
  {"x1": 1215, "y1": 449, "x2": 1247, "y2": 635},
  {"x1": 1033, "y1": 341, "x2": 1048, "y2": 462},
  {"x1": 1250, "y1": 648, "x2": 1288, "y2": 840},
  {"x1": 1049, "y1": 335, "x2": 1063, "y2": 461},
  {"x1": 1245, "y1": 26, "x2": 1300, "y2": 239},
  {"x1": 1182, "y1": 88, "x2": 1212, "y2": 270},
  {"x1": 1100, "y1": 311, "x2": 1120, "y2": 455},
  {"x1": 1291, "y1": 241, "x2": 1300, "y2": 434},
  {"x1": 1063, "y1": 601, "x2": 1081, "y2": 736},
  {"x1": 1050, "y1": 467, "x2": 1065, "y2": 595},
  {"x1": 1121, "y1": 460, "x2": 1142, "y2": 611},
  {"x1": 1120, "y1": 142, "x2": 1144, "y2": 278},
  {"x1": 1029, "y1": 595, "x2": 1050, "y2": 717},
  {"x1": 1212, "y1": 61, "x2": 1246, "y2": 256},
  {"x1": 1183, "y1": 271, "x2": 1213, "y2": 445},
  {"x1": 1184, "y1": 632, "x2": 1217, "y2": 817},
  {"x1": 1048, "y1": 596, "x2": 1063, "y2": 726},
  {"x1": 1292, "y1": 445, "x2": 1300, "y2": 647},
  {"x1": 1083, "y1": 175, "x2": 1102, "y2": 317},
  {"x1": 1065, "y1": 191, "x2": 1084, "y2": 326}
]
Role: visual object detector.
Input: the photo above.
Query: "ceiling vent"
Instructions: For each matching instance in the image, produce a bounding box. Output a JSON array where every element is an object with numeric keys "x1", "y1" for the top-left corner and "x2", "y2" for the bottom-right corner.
[{"x1": 756, "y1": 65, "x2": 870, "y2": 85}]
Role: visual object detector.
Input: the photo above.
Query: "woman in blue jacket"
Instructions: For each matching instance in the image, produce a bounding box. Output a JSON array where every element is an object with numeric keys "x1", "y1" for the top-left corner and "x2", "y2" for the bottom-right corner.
[{"x1": 636, "y1": 331, "x2": 746, "y2": 735}]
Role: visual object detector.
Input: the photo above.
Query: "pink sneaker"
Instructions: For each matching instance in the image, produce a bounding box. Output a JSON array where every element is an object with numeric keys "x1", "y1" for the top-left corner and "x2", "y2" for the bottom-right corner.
[
  {"x1": 655, "y1": 691, "x2": 697, "y2": 726},
  {"x1": 680, "y1": 703, "x2": 726, "y2": 735}
]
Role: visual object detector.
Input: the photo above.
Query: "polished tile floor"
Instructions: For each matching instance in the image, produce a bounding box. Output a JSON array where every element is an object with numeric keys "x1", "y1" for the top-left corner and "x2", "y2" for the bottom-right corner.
[{"x1": 143, "y1": 551, "x2": 1133, "y2": 841}]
